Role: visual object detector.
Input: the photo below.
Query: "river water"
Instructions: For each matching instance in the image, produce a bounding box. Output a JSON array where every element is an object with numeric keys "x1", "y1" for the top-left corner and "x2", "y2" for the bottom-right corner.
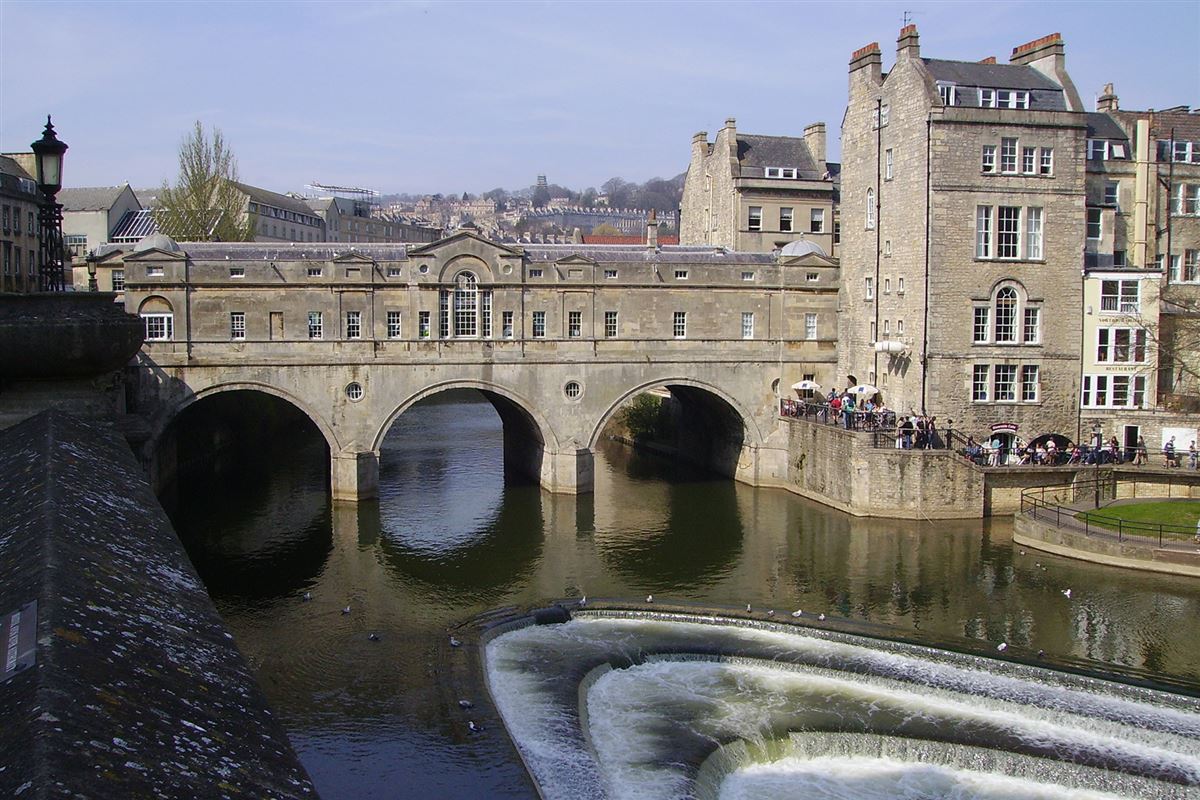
[{"x1": 169, "y1": 392, "x2": 1200, "y2": 799}]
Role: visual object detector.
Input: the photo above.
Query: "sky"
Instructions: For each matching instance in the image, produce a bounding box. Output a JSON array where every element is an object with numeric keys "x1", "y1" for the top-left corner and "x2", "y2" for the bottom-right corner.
[{"x1": 1, "y1": 0, "x2": 1198, "y2": 197}]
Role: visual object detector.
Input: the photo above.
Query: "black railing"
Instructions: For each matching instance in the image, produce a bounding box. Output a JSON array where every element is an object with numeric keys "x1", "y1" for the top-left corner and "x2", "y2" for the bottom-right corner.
[{"x1": 1020, "y1": 476, "x2": 1200, "y2": 551}]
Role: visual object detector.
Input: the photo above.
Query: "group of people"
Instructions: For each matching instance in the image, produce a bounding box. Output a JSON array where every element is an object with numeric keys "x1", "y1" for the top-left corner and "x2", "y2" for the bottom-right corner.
[
  {"x1": 893, "y1": 414, "x2": 944, "y2": 450},
  {"x1": 780, "y1": 390, "x2": 897, "y2": 431},
  {"x1": 1161, "y1": 436, "x2": 1200, "y2": 470},
  {"x1": 961, "y1": 433, "x2": 1200, "y2": 469}
]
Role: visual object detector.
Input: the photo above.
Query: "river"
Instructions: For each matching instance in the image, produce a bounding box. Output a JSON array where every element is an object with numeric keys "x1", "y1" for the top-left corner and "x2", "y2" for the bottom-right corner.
[{"x1": 168, "y1": 391, "x2": 1200, "y2": 798}]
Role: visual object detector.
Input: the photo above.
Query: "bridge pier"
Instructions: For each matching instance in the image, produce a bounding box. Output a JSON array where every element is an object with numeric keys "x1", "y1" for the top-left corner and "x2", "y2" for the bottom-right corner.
[
  {"x1": 541, "y1": 446, "x2": 595, "y2": 495},
  {"x1": 331, "y1": 450, "x2": 379, "y2": 502}
]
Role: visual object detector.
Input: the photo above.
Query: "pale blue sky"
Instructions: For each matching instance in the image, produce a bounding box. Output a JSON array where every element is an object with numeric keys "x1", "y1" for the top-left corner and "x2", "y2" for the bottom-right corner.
[{"x1": 2, "y1": 0, "x2": 1197, "y2": 196}]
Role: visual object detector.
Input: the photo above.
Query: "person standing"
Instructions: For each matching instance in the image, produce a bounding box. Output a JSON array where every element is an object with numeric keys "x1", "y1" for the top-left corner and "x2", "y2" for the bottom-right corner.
[
  {"x1": 1133, "y1": 435, "x2": 1147, "y2": 466},
  {"x1": 1163, "y1": 436, "x2": 1176, "y2": 468},
  {"x1": 1189, "y1": 441, "x2": 1198, "y2": 471}
]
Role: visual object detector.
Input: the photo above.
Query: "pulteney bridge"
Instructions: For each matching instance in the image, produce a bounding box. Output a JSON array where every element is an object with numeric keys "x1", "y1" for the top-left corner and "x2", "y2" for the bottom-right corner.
[{"x1": 117, "y1": 231, "x2": 839, "y2": 500}]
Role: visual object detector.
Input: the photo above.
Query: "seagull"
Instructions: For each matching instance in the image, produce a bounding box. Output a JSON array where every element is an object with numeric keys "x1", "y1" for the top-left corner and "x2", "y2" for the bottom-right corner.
[
  {"x1": 458, "y1": 699, "x2": 473, "y2": 709},
  {"x1": 1062, "y1": 589, "x2": 1072, "y2": 599},
  {"x1": 791, "y1": 609, "x2": 803, "y2": 617},
  {"x1": 646, "y1": 595, "x2": 653, "y2": 603},
  {"x1": 302, "y1": 592, "x2": 312, "y2": 602},
  {"x1": 367, "y1": 633, "x2": 380, "y2": 641},
  {"x1": 746, "y1": 603, "x2": 752, "y2": 613},
  {"x1": 1037, "y1": 650, "x2": 1046, "y2": 658},
  {"x1": 468, "y1": 721, "x2": 481, "y2": 733},
  {"x1": 579, "y1": 595, "x2": 586, "y2": 606},
  {"x1": 997, "y1": 642, "x2": 1007, "y2": 651},
  {"x1": 342, "y1": 606, "x2": 351, "y2": 615},
  {"x1": 1019, "y1": 550, "x2": 1026, "y2": 555},
  {"x1": 449, "y1": 636, "x2": 461, "y2": 648},
  {"x1": 818, "y1": 613, "x2": 826, "y2": 621},
  {"x1": 1035, "y1": 563, "x2": 1042, "y2": 568},
  {"x1": 767, "y1": 610, "x2": 775, "y2": 617}
]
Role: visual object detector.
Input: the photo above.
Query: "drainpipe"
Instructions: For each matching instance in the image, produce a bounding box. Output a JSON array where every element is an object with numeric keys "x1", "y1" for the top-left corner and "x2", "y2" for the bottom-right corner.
[
  {"x1": 873, "y1": 98, "x2": 882, "y2": 391},
  {"x1": 921, "y1": 116, "x2": 931, "y2": 414}
]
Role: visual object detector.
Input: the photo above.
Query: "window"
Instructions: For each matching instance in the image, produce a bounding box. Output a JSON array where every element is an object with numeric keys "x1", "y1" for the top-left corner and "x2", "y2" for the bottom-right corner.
[
  {"x1": 1087, "y1": 139, "x2": 1109, "y2": 161},
  {"x1": 742, "y1": 271, "x2": 755, "y2": 281},
  {"x1": 979, "y1": 89, "x2": 1028, "y2": 109},
  {"x1": 993, "y1": 364, "x2": 1017, "y2": 401},
  {"x1": 1040, "y1": 148, "x2": 1054, "y2": 175},
  {"x1": 1000, "y1": 138, "x2": 1018, "y2": 173},
  {"x1": 748, "y1": 206, "x2": 762, "y2": 231},
  {"x1": 1100, "y1": 279, "x2": 1139, "y2": 312},
  {"x1": 418, "y1": 310, "x2": 431, "y2": 339},
  {"x1": 742, "y1": 312, "x2": 754, "y2": 339},
  {"x1": 532, "y1": 311, "x2": 546, "y2": 338},
  {"x1": 1021, "y1": 365, "x2": 1040, "y2": 402},
  {"x1": 864, "y1": 277, "x2": 874, "y2": 300},
  {"x1": 568, "y1": 310, "x2": 582, "y2": 338},
  {"x1": 880, "y1": 104, "x2": 889, "y2": 126},
  {"x1": 454, "y1": 272, "x2": 478, "y2": 337},
  {"x1": 885, "y1": 149, "x2": 894, "y2": 180},
  {"x1": 1086, "y1": 208, "x2": 1102, "y2": 240},
  {"x1": 111, "y1": 270, "x2": 125, "y2": 291},
  {"x1": 675, "y1": 269, "x2": 689, "y2": 280},
  {"x1": 972, "y1": 365, "x2": 989, "y2": 401},
  {"x1": 1104, "y1": 181, "x2": 1119, "y2": 208},
  {"x1": 230, "y1": 267, "x2": 245, "y2": 278},
  {"x1": 981, "y1": 145, "x2": 997, "y2": 174},
  {"x1": 529, "y1": 268, "x2": 543, "y2": 278},
  {"x1": 502, "y1": 310, "x2": 514, "y2": 338},
  {"x1": 937, "y1": 82, "x2": 957, "y2": 106},
  {"x1": 387, "y1": 311, "x2": 402, "y2": 339},
  {"x1": 994, "y1": 287, "x2": 1017, "y2": 342},
  {"x1": 883, "y1": 319, "x2": 890, "y2": 336},
  {"x1": 810, "y1": 208, "x2": 824, "y2": 233},
  {"x1": 1183, "y1": 250, "x2": 1200, "y2": 282},
  {"x1": 1097, "y1": 328, "x2": 1146, "y2": 363},
  {"x1": 1113, "y1": 250, "x2": 1126, "y2": 267},
  {"x1": 230, "y1": 311, "x2": 246, "y2": 340},
  {"x1": 1026, "y1": 207, "x2": 1043, "y2": 260},
  {"x1": 973, "y1": 307, "x2": 990, "y2": 343},
  {"x1": 897, "y1": 319, "x2": 904, "y2": 334},
  {"x1": 805, "y1": 312, "x2": 817, "y2": 340},
  {"x1": 805, "y1": 272, "x2": 818, "y2": 282},
  {"x1": 604, "y1": 310, "x2": 618, "y2": 338},
  {"x1": 1172, "y1": 140, "x2": 1198, "y2": 163},
  {"x1": 64, "y1": 234, "x2": 88, "y2": 258},
  {"x1": 1083, "y1": 375, "x2": 1147, "y2": 408},
  {"x1": 834, "y1": 221, "x2": 841, "y2": 244},
  {"x1": 673, "y1": 311, "x2": 687, "y2": 339},
  {"x1": 865, "y1": 189, "x2": 875, "y2": 229},
  {"x1": 308, "y1": 266, "x2": 322, "y2": 277},
  {"x1": 1022, "y1": 147, "x2": 1036, "y2": 174},
  {"x1": 765, "y1": 167, "x2": 798, "y2": 179},
  {"x1": 142, "y1": 313, "x2": 174, "y2": 341},
  {"x1": 997, "y1": 206, "x2": 1021, "y2": 258},
  {"x1": 1023, "y1": 307, "x2": 1040, "y2": 344},
  {"x1": 604, "y1": 269, "x2": 618, "y2": 279},
  {"x1": 779, "y1": 207, "x2": 793, "y2": 232},
  {"x1": 897, "y1": 277, "x2": 905, "y2": 294},
  {"x1": 308, "y1": 311, "x2": 323, "y2": 340},
  {"x1": 884, "y1": 278, "x2": 891, "y2": 294},
  {"x1": 976, "y1": 205, "x2": 992, "y2": 257},
  {"x1": 147, "y1": 265, "x2": 163, "y2": 277},
  {"x1": 870, "y1": 321, "x2": 876, "y2": 342},
  {"x1": 387, "y1": 266, "x2": 402, "y2": 277}
]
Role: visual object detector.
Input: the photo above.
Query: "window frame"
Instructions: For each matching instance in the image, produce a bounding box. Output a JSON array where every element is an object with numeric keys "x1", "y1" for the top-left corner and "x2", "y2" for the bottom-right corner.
[
  {"x1": 230, "y1": 311, "x2": 246, "y2": 341},
  {"x1": 747, "y1": 206, "x2": 763, "y2": 231},
  {"x1": 307, "y1": 311, "x2": 323, "y2": 340}
]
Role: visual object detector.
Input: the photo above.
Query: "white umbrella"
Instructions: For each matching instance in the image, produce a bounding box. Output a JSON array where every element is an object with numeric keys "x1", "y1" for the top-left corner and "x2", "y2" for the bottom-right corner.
[
  {"x1": 791, "y1": 380, "x2": 821, "y2": 391},
  {"x1": 847, "y1": 384, "x2": 879, "y2": 396}
]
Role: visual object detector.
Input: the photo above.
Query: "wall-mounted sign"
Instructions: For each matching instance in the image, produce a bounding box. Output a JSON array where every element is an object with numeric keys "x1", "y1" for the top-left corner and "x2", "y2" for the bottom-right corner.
[
  {"x1": 2, "y1": 600, "x2": 37, "y2": 683},
  {"x1": 989, "y1": 423, "x2": 1019, "y2": 433}
]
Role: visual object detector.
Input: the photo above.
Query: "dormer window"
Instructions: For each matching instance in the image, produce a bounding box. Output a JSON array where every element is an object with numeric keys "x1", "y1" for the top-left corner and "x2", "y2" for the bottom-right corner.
[
  {"x1": 765, "y1": 167, "x2": 798, "y2": 179},
  {"x1": 979, "y1": 89, "x2": 1029, "y2": 109},
  {"x1": 937, "y1": 82, "x2": 957, "y2": 106},
  {"x1": 1087, "y1": 140, "x2": 1110, "y2": 161}
]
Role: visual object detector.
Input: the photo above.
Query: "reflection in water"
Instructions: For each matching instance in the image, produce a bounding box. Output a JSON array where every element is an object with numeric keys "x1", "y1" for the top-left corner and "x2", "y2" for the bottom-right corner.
[{"x1": 167, "y1": 395, "x2": 1200, "y2": 799}]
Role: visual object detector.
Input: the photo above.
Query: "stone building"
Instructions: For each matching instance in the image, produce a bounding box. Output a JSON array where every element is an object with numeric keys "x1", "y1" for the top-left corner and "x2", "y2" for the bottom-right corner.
[
  {"x1": 1076, "y1": 89, "x2": 1200, "y2": 451},
  {"x1": 680, "y1": 118, "x2": 837, "y2": 255},
  {"x1": 838, "y1": 26, "x2": 1088, "y2": 450},
  {"x1": 58, "y1": 184, "x2": 142, "y2": 260},
  {"x1": 0, "y1": 155, "x2": 39, "y2": 293},
  {"x1": 306, "y1": 195, "x2": 440, "y2": 244}
]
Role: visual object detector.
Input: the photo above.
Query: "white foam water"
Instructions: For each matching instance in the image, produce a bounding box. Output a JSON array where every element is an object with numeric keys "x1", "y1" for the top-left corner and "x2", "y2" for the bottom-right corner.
[{"x1": 484, "y1": 614, "x2": 1200, "y2": 800}]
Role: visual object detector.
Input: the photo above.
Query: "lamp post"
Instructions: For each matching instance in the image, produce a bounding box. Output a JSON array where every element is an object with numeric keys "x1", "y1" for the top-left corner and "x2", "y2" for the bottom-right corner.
[
  {"x1": 31, "y1": 116, "x2": 69, "y2": 292},
  {"x1": 1092, "y1": 421, "x2": 1103, "y2": 509}
]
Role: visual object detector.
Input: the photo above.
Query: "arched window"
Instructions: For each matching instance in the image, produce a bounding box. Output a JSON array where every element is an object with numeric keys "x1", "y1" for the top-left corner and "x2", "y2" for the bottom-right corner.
[
  {"x1": 454, "y1": 272, "x2": 478, "y2": 337},
  {"x1": 865, "y1": 188, "x2": 876, "y2": 229},
  {"x1": 138, "y1": 296, "x2": 174, "y2": 341},
  {"x1": 994, "y1": 287, "x2": 1017, "y2": 342}
]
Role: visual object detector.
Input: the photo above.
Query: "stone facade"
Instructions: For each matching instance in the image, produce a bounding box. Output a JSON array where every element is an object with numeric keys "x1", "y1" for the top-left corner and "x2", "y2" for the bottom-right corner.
[
  {"x1": 119, "y1": 231, "x2": 840, "y2": 500},
  {"x1": 681, "y1": 118, "x2": 837, "y2": 255},
  {"x1": 0, "y1": 155, "x2": 39, "y2": 293},
  {"x1": 838, "y1": 27, "x2": 1087, "y2": 449}
]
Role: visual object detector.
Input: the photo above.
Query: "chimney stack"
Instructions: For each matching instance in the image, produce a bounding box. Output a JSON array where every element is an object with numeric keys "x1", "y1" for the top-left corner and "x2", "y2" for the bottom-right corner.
[
  {"x1": 803, "y1": 122, "x2": 827, "y2": 165},
  {"x1": 896, "y1": 24, "x2": 919, "y2": 60},
  {"x1": 849, "y1": 41, "x2": 882, "y2": 84},
  {"x1": 646, "y1": 209, "x2": 659, "y2": 248},
  {"x1": 1010, "y1": 32, "x2": 1082, "y2": 110},
  {"x1": 1097, "y1": 82, "x2": 1119, "y2": 112}
]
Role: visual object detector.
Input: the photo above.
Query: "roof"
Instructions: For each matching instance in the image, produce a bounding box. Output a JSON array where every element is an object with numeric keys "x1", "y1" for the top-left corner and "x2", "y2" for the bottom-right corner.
[
  {"x1": 524, "y1": 244, "x2": 777, "y2": 265},
  {"x1": 736, "y1": 135, "x2": 823, "y2": 179},
  {"x1": 1111, "y1": 108, "x2": 1200, "y2": 143},
  {"x1": 231, "y1": 181, "x2": 315, "y2": 216},
  {"x1": 923, "y1": 59, "x2": 1067, "y2": 111},
  {"x1": 178, "y1": 242, "x2": 413, "y2": 261},
  {"x1": 0, "y1": 154, "x2": 33, "y2": 181},
  {"x1": 58, "y1": 185, "x2": 132, "y2": 212},
  {"x1": 110, "y1": 208, "x2": 160, "y2": 242},
  {"x1": 780, "y1": 240, "x2": 827, "y2": 258},
  {"x1": 1086, "y1": 112, "x2": 1129, "y2": 141}
]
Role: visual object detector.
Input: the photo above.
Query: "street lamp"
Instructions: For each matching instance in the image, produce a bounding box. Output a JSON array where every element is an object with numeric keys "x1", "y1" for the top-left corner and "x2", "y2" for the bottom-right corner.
[{"x1": 31, "y1": 116, "x2": 69, "y2": 292}]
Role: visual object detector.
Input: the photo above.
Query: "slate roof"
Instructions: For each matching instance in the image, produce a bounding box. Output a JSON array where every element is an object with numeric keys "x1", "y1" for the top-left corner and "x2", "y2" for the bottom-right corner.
[
  {"x1": 524, "y1": 244, "x2": 777, "y2": 264},
  {"x1": 0, "y1": 154, "x2": 33, "y2": 180},
  {"x1": 1086, "y1": 112, "x2": 1129, "y2": 141},
  {"x1": 1112, "y1": 108, "x2": 1200, "y2": 143},
  {"x1": 923, "y1": 59, "x2": 1067, "y2": 111},
  {"x1": 736, "y1": 135, "x2": 823, "y2": 179},
  {"x1": 179, "y1": 241, "x2": 412, "y2": 261},
  {"x1": 232, "y1": 181, "x2": 317, "y2": 217},
  {"x1": 0, "y1": 411, "x2": 317, "y2": 799},
  {"x1": 58, "y1": 184, "x2": 132, "y2": 212}
]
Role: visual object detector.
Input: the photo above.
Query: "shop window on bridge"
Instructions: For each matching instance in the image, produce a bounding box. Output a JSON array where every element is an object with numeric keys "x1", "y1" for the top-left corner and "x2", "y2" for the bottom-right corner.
[{"x1": 439, "y1": 272, "x2": 493, "y2": 338}]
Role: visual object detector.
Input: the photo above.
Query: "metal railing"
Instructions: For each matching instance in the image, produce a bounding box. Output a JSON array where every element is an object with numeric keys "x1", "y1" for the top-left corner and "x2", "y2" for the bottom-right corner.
[{"x1": 1020, "y1": 476, "x2": 1200, "y2": 551}]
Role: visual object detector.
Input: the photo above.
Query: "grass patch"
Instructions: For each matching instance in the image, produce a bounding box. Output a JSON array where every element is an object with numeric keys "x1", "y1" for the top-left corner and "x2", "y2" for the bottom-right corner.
[{"x1": 1076, "y1": 500, "x2": 1200, "y2": 540}]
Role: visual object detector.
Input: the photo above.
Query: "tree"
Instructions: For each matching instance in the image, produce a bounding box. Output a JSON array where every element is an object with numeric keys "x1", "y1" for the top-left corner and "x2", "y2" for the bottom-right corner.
[
  {"x1": 531, "y1": 186, "x2": 551, "y2": 208},
  {"x1": 157, "y1": 122, "x2": 254, "y2": 242},
  {"x1": 590, "y1": 223, "x2": 622, "y2": 236}
]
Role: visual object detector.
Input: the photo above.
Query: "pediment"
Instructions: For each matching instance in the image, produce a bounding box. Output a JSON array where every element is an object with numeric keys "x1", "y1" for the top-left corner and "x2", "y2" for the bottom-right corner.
[
  {"x1": 331, "y1": 251, "x2": 376, "y2": 265},
  {"x1": 407, "y1": 230, "x2": 522, "y2": 259},
  {"x1": 554, "y1": 254, "x2": 597, "y2": 267},
  {"x1": 124, "y1": 247, "x2": 187, "y2": 261},
  {"x1": 780, "y1": 252, "x2": 838, "y2": 268}
]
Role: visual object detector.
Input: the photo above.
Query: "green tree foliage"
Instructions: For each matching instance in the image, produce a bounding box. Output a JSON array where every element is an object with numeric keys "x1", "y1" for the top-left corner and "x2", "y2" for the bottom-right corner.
[
  {"x1": 156, "y1": 122, "x2": 254, "y2": 242},
  {"x1": 619, "y1": 394, "x2": 670, "y2": 442},
  {"x1": 590, "y1": 223, "x2": 622, "y2": 236}
]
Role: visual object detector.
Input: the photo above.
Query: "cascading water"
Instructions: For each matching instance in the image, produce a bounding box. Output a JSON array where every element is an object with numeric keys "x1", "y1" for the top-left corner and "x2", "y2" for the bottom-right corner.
[{"x1": 484, "y1": 613, "x2": 1200, "y2": 800}]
